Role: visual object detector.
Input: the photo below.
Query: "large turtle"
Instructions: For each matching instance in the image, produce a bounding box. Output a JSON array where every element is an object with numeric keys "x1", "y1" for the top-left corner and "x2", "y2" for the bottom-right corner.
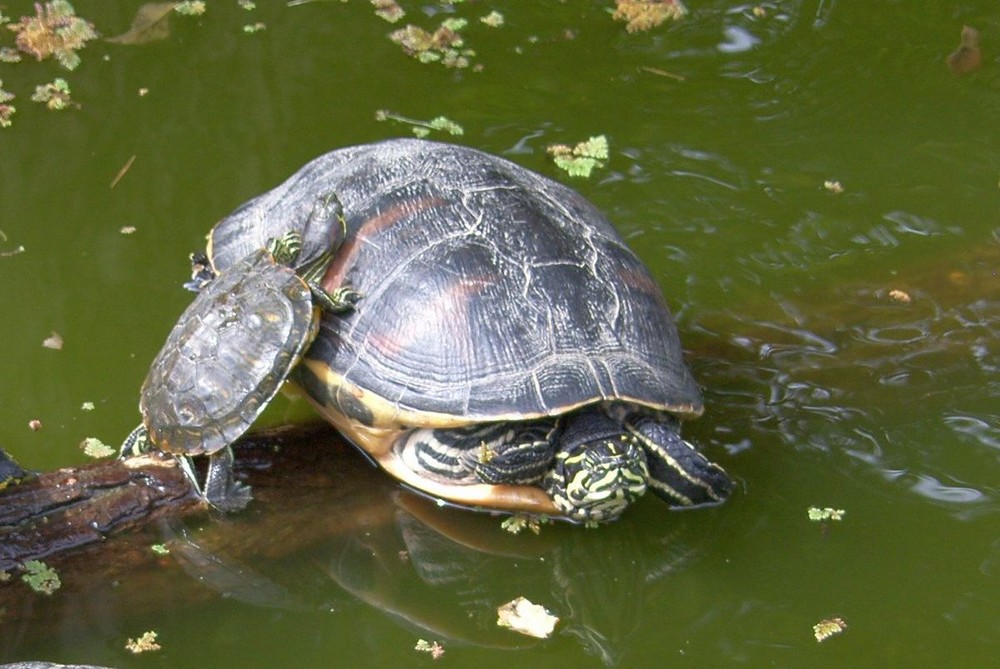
[
  {"x1": 204, "y1": 138, "x2": 733, "y2": 522},
  {"x1": 123, "y1": 224, "x2": 357, "y2": 511}
]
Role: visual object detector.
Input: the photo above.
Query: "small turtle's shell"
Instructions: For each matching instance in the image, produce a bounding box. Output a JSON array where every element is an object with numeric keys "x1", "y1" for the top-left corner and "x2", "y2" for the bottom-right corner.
[
  {"x1": 141, "y1": 247, "x2": 318, "y2": 456},
  {"x1": 208, "y1": 139, "x2": 702, "y2": 432}
]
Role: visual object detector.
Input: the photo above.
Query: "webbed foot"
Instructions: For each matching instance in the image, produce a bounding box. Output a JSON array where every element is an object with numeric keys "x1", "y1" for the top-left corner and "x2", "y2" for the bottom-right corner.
[{"x1": 203, "y1": 447, "x2": 253, "y2": 512}]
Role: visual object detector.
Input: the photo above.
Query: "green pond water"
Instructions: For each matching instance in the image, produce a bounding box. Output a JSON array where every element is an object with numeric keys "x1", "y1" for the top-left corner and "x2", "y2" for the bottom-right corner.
[{"x1": 1, "y1": 1, "x2": 998, "y2": 667}]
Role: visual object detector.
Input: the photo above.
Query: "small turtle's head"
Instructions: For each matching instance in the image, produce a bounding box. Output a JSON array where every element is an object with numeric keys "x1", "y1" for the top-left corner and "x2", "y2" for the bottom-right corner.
[{"x1": 545, "y1": 420, "x2": 649, "y2": 523}]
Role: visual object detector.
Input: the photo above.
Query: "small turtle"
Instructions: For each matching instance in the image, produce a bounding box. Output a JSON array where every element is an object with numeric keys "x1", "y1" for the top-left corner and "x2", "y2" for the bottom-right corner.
[
  {"x1": 122, "y1": 228, "x2": 357, "y2": 510},
  {"x1": 205, "y1": 139, "x2": 733, "y2": 522}
]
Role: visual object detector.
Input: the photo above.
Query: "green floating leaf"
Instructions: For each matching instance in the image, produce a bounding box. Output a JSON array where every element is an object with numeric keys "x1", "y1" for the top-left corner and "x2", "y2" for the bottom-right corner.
[
  {"x1": 22, "y1": 560, "x2": 61, "y2": 595},
  {"x1": 576, "y1": 135, "x2": 609, "y2": 160},
  {"x1": 547, "y1": 135, "x2": 610, "y2": 178}
]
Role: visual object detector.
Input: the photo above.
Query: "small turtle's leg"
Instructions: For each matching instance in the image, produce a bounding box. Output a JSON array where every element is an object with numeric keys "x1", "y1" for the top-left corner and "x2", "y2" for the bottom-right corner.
[
  {"x1": 620, "y1": 410, "x2": 733, "y2": 507},
  {"x1": 400, "y1": 420, "x2": 558, "y2": 485},
  {"x1": 202, "y1": 446, "x2": 253, "y2": 512},
  {"x1": 176, "y1": 454, "x2": 203, "y2": 492},
  {"x1": 183, "y1": 251, "x2": 216, "y2": 292},
  {"x1": 119, "y1": 424, "x2": 150, "y2": 459}
]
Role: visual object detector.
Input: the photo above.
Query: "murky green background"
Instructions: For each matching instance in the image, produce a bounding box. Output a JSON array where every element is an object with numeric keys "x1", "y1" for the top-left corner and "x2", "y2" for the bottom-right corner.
[{"x1": 1, "y1": 1, "x2": 998, "y2": 667}]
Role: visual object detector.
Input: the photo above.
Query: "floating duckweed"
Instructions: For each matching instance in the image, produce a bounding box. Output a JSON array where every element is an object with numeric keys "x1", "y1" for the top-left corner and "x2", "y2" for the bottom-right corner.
[
  {"x1": 807, "y1": 507, "x2": 846, "y2": 522},
  {"x1": 501, "y1": 513, "x2": 546, "y2": 535},
  {"x1": 8, "y1": 1, "x2": 98, "y2": 70},
  {"x1": 547, "y1": 136, "x2": 609, "y2": 178},
  {"x1": 238, "y1": 0, "x2": 256, "y2": 10},
  {"x1": 150, "y1": 544, "x2": 171, "y2": 556},
  {"x1": 81, "y1": 401, "x2": 95, "y2": 411},
  {"x1": 374, "y1": 109, "x2": 463, "y2": 137},
  {"x1": 813, "y1": 616, "x2": 847, "y2": 642},
  {"x1": 243, "y1": 22, "x2": 266, "y2": 34},
  {"x1": 480, "y1": 11, "x2": 504, "y2": 28},
  {"x1": 81, "y1": 437, "x2": 114, "y2": 459},
  {"x1": 613, "y1": 0, "x2": 687, "y2": 34},
  {"x1": 0, "y1": 47, "x2": 21, "y2": 63},
  {"x1": 173, "y1": 1, "x2": 206, "y2": 16},
  {"x1": 126, "y1": 630, "x2": 162, "y2": 654},
  {"x1": 414, "y1": 639, "x2": 445, "y2": 659},
  {"x1": 372, "y1": 0, "x2": 405, "y2": 23},
  {"x1": 22, "y1": 560, "x2": 61, "y2": 595},
  {"x1": 31, "y1": 78, "x2": 75, "y2": 110},
  {"x1": 0, "y1": 81, "x2": 13, "y2": 127},
  {"x1": 389, "y1": 19, "x2": 475, "y2": 68}
]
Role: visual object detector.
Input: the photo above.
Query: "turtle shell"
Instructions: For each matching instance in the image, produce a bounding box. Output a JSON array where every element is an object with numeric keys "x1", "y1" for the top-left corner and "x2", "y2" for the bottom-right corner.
[
  {"x1": 207, "y1": 139, "x2": 702, "y2": 432},
  {"x1": 141, "y1": 246, "x2": 318, "y2": 456}
]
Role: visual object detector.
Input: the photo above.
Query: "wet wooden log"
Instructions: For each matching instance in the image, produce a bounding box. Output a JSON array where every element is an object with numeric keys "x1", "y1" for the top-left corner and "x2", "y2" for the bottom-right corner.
[
  {"x1": 0, "y1": 423, "x2": 410, "y2": 645},
  {"x1": 0, "y1": 424, "x2": 349, "y2": 573}
]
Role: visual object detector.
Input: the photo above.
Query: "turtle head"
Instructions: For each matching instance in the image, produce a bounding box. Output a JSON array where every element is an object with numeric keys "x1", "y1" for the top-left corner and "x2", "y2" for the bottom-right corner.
[{"x1": 544, "y1": 412, "x2": 649, "y2": 523}]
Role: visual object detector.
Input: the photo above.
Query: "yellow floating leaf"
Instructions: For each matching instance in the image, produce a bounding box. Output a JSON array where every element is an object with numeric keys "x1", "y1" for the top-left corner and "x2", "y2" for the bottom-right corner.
[{"x1": 497, "y1": 596, "x2": 559, "y2": 639}]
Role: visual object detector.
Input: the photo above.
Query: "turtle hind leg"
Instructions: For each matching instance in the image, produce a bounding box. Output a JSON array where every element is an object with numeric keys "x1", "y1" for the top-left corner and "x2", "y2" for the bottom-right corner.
[
  {"x1": 460, "y1": 421, "x2": 558, "y2": 485},
  {"x1": 202, "y1": 446, "x2": 253, "y2": 512},
  {"x1": 625, "y1": 413, "x2": 733, "y2": 507}
]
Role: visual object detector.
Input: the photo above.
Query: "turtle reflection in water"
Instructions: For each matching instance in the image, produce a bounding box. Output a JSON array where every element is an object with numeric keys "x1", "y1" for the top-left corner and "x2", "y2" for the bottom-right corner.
[
  {"x1": 202, "y1": 138, "x2": 733, "y2": 522},
  {"x1": 122, "y1": 223, "x2": 358, "y2": 510}
]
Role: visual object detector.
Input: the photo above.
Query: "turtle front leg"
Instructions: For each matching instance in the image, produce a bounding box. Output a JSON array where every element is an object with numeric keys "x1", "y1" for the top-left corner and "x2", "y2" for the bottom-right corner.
[
  {"x1": 399, "y1": 421, "x2": 557, "y2": 486},
  {"x1": 202, "y1": 446, "x2": 253, "y2": 512},
  {"x1": 119, "y1": 423, "x2": 150, "y2": 459},
  {"x1": 309, "y1": 281, "x2": 361, "y2": 313},
  {"x1": 621, "y1": 411, "x2": 733, "y2": 507}
]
